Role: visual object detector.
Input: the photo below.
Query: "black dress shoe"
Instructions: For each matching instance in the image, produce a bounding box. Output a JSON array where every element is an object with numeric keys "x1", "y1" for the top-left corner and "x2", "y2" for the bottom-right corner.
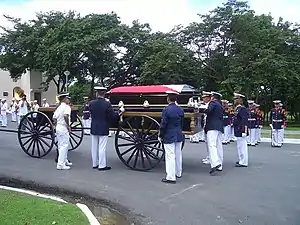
[
  {"x1": 161, "y1": 178, "x2": 176, "y2": 184},
  {"x1": 216, "y1": 168, "x2": 222, "y2": 171},
  {"x1": 176, "y1": 175, "x2": 182, "y2": 179},
  {"x1": 236, "y1": 161, "x2": 239, "y2": 165},
  {"x1": 209, "y1": 164, "x2": 221, "y2": 174},
  {"x1": 235, "y1": 164, "x2": 247, "y2": 168},
  {"x1": 98, "y1": 166, "x2": 111, "y2": 171},
  {"x1": 93, "y1": 166, "x2": 99, "y2": 169}
]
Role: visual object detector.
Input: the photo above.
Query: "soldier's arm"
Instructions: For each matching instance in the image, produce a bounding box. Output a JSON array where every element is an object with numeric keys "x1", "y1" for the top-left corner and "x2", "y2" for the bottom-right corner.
[
  {"x1": 269, "y1": 110, "x2": 273, "y2": 125},
  {"x1": 241, "y1": 108, "x2": 248, "y2": 134},
  {"x1": 107, "y1": 103, "x2": 119, "y2": 120},
  {"x1": 159, "y1": 108, "x2": 168, "y2": 138}
]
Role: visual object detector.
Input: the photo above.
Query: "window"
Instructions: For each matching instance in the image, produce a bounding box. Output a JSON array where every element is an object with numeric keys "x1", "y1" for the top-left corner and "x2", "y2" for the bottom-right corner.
[{"x1": 3, "y1": 92, "x2": 8, "y2": 97}]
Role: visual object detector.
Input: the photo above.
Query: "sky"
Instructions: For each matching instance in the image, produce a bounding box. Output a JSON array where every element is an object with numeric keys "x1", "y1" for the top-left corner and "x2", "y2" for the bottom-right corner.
[{"x1": 0, "y1": 0, "x2": 299, "y2": 32}]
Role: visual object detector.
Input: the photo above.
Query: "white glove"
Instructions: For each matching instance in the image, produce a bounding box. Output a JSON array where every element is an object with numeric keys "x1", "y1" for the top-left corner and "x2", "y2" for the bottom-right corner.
[
  {"x1": 119, "y1": 106, "x2": 125, "y2": 113},
  {"x1": 281, "y1": 125, "x2": 284, "y2": 129},
  {"x1": 199, "y1": 104, "x2": 208, "y2": 109},
  {"x1": 269, "y1": 124, "x2": 273, "y2": 129},
  {"x1": 259, "y1": 125, "x2": 263, "y2": 128},
  {"x1": 158, "y1": 137, "x2": 162, "y2": 143},
  {"x1": 242, "y1": 133, "x2": 247, "y2": 137}
]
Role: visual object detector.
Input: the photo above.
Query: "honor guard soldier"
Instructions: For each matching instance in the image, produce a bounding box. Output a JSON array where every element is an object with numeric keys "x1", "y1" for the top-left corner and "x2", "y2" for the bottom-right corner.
[
  {"x1": 200, "y1": 91, "x2": 212, "y2": 165},
  {"x1": 270, "y1": 100, "x2": 285, "y2": 147},
  {"x1": 89, "y1": 86, "x2": 124, "y2": 170},
  {"x1": 247, "y1": 100, "x2": 257, "y2": 146},
  {"x1": 159, "y1": 91, "x2": 184, "y2": 183},
  {"x1": 228, "y1": 103, "x2": 235, "y2": 142},
  {"x1": 1, "y1": 99, "x2": 8, "y2": 127},
  {"x1": 279, "y1": 103, "x2": 287, "y2": 145},
  {"x1": 53, "y1": 93, "x2": 72, "y2": 170},
  {"x1": 255, "y1": 103, "x2": 263, "y2": 143},
  {"x1": 42, "y1": 98, "x2": 49, "y2": 107},
  {"x1": 82, "y1": 97, "x2": 91, "y2": 135},
  {"x1": 10, "y1": 98, "x2": 17, "y2": 122},
  {"x1": 233, "y1": 93, "x2": 249, "y2": 167},
  {"x1": 201, "y1": 91, "x2": 224, "y2": 174},
  {"x1": 222, "y1": 100, "x2": 231, "y2": 145}
]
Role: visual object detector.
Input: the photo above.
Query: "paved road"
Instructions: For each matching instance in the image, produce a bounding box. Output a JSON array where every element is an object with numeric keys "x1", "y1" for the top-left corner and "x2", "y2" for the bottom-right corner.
[{"x1": 0, "y1": 122, "x2": 300, "y2": 225}]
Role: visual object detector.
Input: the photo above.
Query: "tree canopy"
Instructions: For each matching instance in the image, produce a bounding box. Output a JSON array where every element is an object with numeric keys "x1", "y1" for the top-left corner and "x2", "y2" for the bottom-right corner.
[{"x1": 0, "y1": 0, "x2": 299, "y2": 120}]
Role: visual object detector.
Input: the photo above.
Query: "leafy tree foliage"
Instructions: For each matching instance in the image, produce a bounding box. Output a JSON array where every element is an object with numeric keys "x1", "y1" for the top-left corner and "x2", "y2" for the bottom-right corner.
[{"x1": 0, "y1": 0, "x2": 299, "y2": 120}]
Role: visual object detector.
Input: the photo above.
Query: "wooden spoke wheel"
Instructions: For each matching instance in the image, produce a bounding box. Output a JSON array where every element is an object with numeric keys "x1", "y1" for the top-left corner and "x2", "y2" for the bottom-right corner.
[
  {"x1": 54, "y1": 115, "x2": 84, "y2": 151},
  {"x1": 18, "y1": 111, "x2": 55, "y2": 158},
  {"x1": 115, "y1": 115, "x2": 165, "y2": 171}
]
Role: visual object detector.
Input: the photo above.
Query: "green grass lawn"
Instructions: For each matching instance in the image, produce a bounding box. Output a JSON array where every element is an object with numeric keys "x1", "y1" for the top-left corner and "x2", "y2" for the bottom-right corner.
[
  {"x1": 261, "y1": 133, "x2": 300, "y2": 139},
  {"x1": 0, "y1": 190, "x2": 90, "y2": 225}
]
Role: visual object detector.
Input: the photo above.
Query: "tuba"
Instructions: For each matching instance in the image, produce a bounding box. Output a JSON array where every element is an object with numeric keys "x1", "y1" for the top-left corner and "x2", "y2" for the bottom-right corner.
[{"x1": 13, "y1": 87, "x2": 25, "y2": 100}]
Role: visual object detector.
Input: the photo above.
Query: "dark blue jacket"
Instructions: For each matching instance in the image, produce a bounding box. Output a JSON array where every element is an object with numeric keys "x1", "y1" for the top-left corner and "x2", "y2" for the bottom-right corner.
[
  {"x1": 233, "y1": 105, "x2": 249, "y2": 137},
  {"x1": 89, "y1": 98, "x2": 119, "y2": 135},
  {"x1": 248, "y1": 109, "x2": 257, "y2": 129},
  {"x1": 223, "y1": 110, "x2": 231, "y2": 126},
  {"x1": 270, "y1": 108, "x2": 284, "y2": 129},
  {"x1": 204, "y1": 100, "x2": 224, "y2": 133},
  {"x1": 159, "y1": 103, "x2": 184, "y2": 144},
  {"x1": 82, "y1": 103, "x2": 90, "y2": 120}
]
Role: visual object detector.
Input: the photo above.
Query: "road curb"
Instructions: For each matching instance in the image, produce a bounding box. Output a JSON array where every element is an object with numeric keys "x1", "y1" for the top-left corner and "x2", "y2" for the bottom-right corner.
[{"x1": 0, "y1": 185, "x2": 100, "y2": 225}]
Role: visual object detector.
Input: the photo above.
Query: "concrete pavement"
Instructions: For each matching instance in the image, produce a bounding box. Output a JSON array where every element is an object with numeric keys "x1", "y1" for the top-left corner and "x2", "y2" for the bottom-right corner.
[{"x1": 0, "y1": 126, "x2": 300, "y2": 225}]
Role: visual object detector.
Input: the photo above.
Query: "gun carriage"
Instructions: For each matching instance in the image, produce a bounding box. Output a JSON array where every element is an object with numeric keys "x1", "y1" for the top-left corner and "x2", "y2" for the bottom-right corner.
[
  {"x1": 0, "y1": 85, "x2": 205, "y2": 172},
  {"x1": 107, "y1": 84, "x2": 205, "y2": 171}
]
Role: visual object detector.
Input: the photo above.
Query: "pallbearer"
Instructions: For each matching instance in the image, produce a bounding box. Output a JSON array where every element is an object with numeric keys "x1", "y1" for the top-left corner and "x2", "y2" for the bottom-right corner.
[
  {"x1": 222, "y1": 100, "x2": 231, "y2": 145},
  {"x1": 270, "y1": 100, "x2": 285, "y2": 147},
  {"x1": 82, "y1": 97, "x2": 91, "y2": 135},
  {"x1": 159, "y1": 91, "x2": 184, "y2": 183},
  {"x1": 279, "y1": 103, "x2": 287, "y2": 146},
  {"x1": 89, "y1": 86, "x2": 124, "y2": 170},
  {"x1": 202, "y1": 91, "x2": 223, "y2": 174},
  {"x1": 53, "y1": 93, "x2": 72, "y2": 170},
  {"x1": 254, "y1": 103, "x2": 263, "y2": 144},
  {"x1": 42, "y1": 98, "x2": 49, "y2": 107},
  {"x1": 228, "y1": 102, "x2": 235, "y2": 142},
  {"x1": 233, "y1": 93, "x2": 249, "y2": 167},
  {"x1": 0, "y1": 99, "x2": 8, "y2": 127},
  {"x1": 10, "y1": 98, "x2": 17, "y2": 122}
]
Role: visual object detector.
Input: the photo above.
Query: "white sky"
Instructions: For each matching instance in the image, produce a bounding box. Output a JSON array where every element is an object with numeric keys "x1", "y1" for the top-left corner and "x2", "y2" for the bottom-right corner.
[{"x1": 0, "y1": 0, "x2": 299, "y2": 32}]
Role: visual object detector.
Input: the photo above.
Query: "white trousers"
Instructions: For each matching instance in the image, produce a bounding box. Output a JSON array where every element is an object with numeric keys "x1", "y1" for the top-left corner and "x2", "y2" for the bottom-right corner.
[
  {"x1": 11, "y1": 112, "x2": 17, "y2": 122},
  {"x1": 207, "y1": 130, "x2": 223, "y2": 168},
  {"x1": 82, "y1": 119, "x2": 91, "y2": 134},
  {"x1": 56, "y1": 129, "x2": 70, "y2": 167},
  {"x1": 230, "y1": 126, "x2": 236, "y2": 141},
  {"x1": 248, "y1": 128, "x2": 256, "y2": 145},
  {"x1": 164, "y1": 142, "x2": 182, "y2": 181},
  {"x1": 236, "y1": 136, "x2": 248, "y2": 166},
  {"x1": 272, "y1": 129, "x2": 284, "y2": 146},
  {"x1": 91, "y1": 135, "x2": 108, "y2": 168},
  {"x1": 223, "y1": 125, "x2": 231, "y2": 143},
  {"x1": 1, "y1": 113, "x2": 7, "y2": 127},
  {"x1": 255, "y1": 128, "x2": 260, "y2": 142}
]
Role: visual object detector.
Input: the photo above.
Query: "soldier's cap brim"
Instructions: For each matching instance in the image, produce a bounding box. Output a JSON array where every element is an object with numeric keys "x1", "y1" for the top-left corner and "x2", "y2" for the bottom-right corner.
[
  {"x1": 166, "y1": 90, "x2": 179, "y2": 95},
  {"x1": 233, "y1": 92, "x2": 245, "y2": 98},
  {"x1": 210, "y1": 91, "x2": 222, "y2": 98},
  {"x1": 57, "y1": 92, "x2": 69, "y2": 98},
  {"x1": 248, "y1": 100, "x2": 255, "y2": 104},
  {"x1": 273, "y1": 100, "x2": 281, "y2": 104},
  {"x1": 94, "y1": 86, "x2": 107, "y2": 91}
]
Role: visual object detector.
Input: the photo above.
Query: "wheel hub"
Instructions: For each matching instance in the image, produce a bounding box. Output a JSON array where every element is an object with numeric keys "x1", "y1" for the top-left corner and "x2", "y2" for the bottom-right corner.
[{"x1": 31, "y1": 129, "x2": 39, "y2": 140}]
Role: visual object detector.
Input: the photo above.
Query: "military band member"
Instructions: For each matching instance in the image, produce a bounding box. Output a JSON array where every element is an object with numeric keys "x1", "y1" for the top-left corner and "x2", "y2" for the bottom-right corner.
[
  {"x1": 159, "y1": 91, "x2": 184, "y2": 183},
  {"x1": 228, "y1": 103, "x2": 235, "y2": 142},
  {"x1": 200, "y1": 91, "x2": 212, "y2": 165},
  {"x1": 255, "y1": 104, "x2": 263, "y2": 144},
  {"x1": 53, "y1": 93, "x2": 72, "y2": 170},
  {"x1": 1, "y1": 99, "x2": 8, "y2": 127},
  {"x1": 222, "y1": 100, "x2": 231, "y2": 145},
  {"x1": 89, "y1": 86, "x2": 124, "y2": 170},
  {"x1": 247, "y1": 100, "x2": 257, "y2": 146},
  {"x1": 202, "y1": 91, "x2": 223, "y2": 174},
  {"x1": 270, "y1": 100, "x2": 285, "y2": 147},
  {"x1": 233, "y1": 93, "x2": 249, "y2": 167},
  {"x1": 42, "y1": 98, "x2": 50, "y2": 107},
  {"x1": 82, "y1": 97, "x2": 91, "y2": 135},
  {"x1": 279, "y1": 103, "x2": 287, "y2": 146},
  {"x1": 10, "y1": 98, "x2": 17, "y2": 122}
]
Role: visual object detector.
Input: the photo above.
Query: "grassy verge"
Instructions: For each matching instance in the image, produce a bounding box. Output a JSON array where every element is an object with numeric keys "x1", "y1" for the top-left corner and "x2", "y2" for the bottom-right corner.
[
  {"x1": 262, "y1": 126, "x2": 300, "y2": 131},
  {"x1": 0, "y1": 190, "x2": 89, "y2": 225}
]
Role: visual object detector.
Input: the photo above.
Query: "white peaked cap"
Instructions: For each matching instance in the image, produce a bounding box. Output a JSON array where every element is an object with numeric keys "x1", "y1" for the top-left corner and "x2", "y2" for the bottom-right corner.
[
  {"x1": 57, "y1": 92, "x2": 69, "y2": 98},
  {"x1": 234, "y1": 92, "x2": 245, "y2": 98},
  {"x1": 211, "y1": 91, "x2": 222, "y2": 98},
  {"x1": 94, "y1": 86, "x2": 107, "y2": 91},
  {"x1": 42, "y1": 98, "x2": 47, "y2": 101},
  {"x1": 248, "y1": 100, "x2": 255, "y2": 104},
  {"x1": 273, "y1": 100, "x2": 281, "y2": 104},
  {"x1": 202, "y1": 91, "x2": 212, "y2": 96},
  {"x1": 166, "y1": 90, "x2": 179, "y2": 95}
]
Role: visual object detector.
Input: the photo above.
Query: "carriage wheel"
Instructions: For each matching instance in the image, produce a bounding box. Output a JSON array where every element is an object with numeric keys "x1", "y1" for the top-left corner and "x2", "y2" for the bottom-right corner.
[
  {"x1": 115, "y1": 115, "x2": 165, "y2": 171},
  {"x1": 18, "y1": 111, "x2": 55, "y2": 158},
  {"x1": 54, "y1": 115, "x2": 84, "y2": 151}
]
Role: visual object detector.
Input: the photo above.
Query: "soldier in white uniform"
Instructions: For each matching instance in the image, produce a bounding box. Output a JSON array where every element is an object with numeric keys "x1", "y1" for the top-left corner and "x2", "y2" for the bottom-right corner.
[
  {"x1": 32, "y1": 100, "x2": 40, "y2": 119},
  {"x1": 82, "y1": 97, "x2": 91, "y2": 135},
  {"x1": 10, "y1": 98, "x2": 17, "y2": 122},
  {"x1": 42, "y1": 98, "x2": 50, "y2": 107},
  {"x1": 1, "y1": 99, "x2": 8, "y2": 127},
  {"x1": 53, "y1": 93, "x2": 72, "y2": 170}
]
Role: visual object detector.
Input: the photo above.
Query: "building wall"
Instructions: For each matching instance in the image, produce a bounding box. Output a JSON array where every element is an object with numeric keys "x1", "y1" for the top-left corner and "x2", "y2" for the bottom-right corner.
[{"x1": 0, "y1": 69, "x2": 57, "y2": 105}]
